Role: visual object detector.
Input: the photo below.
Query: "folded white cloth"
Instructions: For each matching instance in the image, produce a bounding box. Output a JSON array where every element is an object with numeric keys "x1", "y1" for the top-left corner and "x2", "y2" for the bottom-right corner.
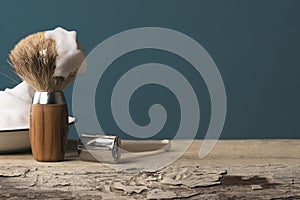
[{"x1": 0, "y1": 82, "x2": 34, "y2": 130}]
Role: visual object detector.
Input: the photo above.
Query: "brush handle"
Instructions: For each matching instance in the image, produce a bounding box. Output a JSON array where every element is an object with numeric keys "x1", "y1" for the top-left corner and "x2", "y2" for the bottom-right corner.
[{"x1": 30, "y1": 92, "x2": 68, "y2": 162}]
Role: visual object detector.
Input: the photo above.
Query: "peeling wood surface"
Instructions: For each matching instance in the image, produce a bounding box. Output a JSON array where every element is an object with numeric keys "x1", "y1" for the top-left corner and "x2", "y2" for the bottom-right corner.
[{"x1": 0, "y1": 140, "x2": 299, "y2": 199}]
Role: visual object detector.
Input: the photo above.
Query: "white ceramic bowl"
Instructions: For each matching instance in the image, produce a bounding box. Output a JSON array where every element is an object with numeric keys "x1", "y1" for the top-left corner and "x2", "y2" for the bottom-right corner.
[{"x1": 0, "y1": 117, "x2": 76, "y2": 153}]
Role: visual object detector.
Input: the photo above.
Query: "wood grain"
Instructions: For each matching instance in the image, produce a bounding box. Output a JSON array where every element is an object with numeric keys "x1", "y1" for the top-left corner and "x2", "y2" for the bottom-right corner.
[
  {"x1": 29, "y1": 104, "x2": 68, "y2": 162},
  {"x1": 0, "y1": 140, "x2": 299, "y2": 199}
]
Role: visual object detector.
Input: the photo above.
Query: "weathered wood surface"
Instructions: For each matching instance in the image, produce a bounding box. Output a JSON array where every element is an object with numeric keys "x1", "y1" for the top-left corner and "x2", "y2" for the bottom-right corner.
[{"x1": 0, "y1": 140, "x2": 299, "y2": 199}]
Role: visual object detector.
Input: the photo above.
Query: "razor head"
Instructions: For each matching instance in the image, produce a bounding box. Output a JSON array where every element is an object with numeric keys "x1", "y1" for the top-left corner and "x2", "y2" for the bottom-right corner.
[{"x1": 78, "y1": 134, "x2": 121, "y2": 163}]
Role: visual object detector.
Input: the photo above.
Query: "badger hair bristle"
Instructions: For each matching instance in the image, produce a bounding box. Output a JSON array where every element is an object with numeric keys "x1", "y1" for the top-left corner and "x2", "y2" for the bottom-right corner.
[{"x1": 9, "y1": 32, "x2": 76, "y2": 91}]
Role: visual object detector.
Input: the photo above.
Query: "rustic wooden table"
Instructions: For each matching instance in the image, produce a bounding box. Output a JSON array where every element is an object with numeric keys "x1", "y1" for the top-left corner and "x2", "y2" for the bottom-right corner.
[{"x1": 0, "y1": 140, "x2": 299, "y2": 199}]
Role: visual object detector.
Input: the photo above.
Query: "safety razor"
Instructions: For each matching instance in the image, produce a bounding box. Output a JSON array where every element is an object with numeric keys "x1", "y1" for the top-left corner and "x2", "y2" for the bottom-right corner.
[{"x1": 78, "y1": 134, "x2": 171, "y2": 163}]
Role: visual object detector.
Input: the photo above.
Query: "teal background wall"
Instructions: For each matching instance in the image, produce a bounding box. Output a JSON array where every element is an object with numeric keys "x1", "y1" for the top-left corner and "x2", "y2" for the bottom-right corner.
[{"x1": 0, "y1": 0, "x2": 300, "y2": 139}]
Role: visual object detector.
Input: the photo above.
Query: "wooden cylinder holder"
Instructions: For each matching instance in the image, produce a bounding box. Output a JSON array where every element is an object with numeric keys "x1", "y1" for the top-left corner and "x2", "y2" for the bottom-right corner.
[{"x1": 30, "y1": 91, "x2": 68, "y2": 162}]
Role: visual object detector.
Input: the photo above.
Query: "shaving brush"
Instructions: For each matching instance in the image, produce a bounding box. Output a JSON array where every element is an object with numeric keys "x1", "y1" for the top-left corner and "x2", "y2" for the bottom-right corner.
[{"x1": 9, "y1": 28, "x2": 85, "y2": 162}]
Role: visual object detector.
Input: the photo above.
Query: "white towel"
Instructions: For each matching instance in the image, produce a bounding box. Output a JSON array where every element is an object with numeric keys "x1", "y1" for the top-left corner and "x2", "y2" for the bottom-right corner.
[{"x1": 0, "y1": 82, "x2": 34, "y2": 131}]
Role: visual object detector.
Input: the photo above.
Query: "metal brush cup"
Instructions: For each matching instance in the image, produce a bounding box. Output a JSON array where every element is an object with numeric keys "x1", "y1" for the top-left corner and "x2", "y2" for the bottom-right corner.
[{"x1": 30, "y1": 91, "x2": 68, "y2": 162}]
